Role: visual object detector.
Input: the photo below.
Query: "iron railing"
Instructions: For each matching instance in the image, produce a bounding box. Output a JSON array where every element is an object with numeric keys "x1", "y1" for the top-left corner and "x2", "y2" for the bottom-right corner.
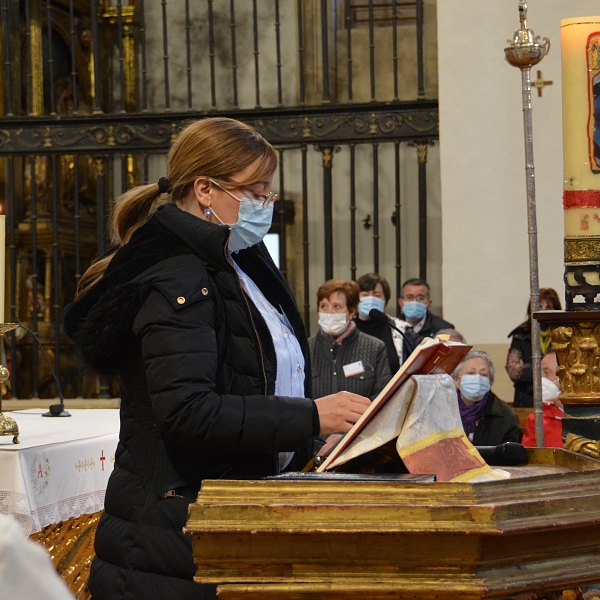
[{"x1": 0, "y1": 0, "x2": 438, "y2": 398}]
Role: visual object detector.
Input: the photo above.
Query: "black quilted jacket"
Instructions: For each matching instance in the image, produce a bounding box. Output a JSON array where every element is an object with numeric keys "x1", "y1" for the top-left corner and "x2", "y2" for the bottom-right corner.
[{"x1": 63, "y1": 203, "x2": 317, "y2": 600}]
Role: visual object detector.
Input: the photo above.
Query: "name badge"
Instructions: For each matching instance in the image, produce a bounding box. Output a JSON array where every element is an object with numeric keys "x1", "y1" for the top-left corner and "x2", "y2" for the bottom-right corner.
[{"x1": 343, "y1": 360, "x2": 365, "y2": 378}]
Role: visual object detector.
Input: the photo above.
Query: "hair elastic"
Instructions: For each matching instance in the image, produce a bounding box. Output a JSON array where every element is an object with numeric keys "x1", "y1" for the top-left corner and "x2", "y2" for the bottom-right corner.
[{"x1": 157, "y1": 177, "x2": 171, "y2": 194}]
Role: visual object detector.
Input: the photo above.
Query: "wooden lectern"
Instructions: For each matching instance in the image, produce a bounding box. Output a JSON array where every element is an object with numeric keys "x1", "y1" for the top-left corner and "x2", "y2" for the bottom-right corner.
[{"x1": 186, "y1": 449, "x2": 600, "y2": 600}]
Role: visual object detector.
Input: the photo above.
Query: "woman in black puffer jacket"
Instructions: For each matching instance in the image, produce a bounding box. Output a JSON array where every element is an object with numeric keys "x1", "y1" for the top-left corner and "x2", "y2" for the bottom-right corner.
[{"x1": 63, "y1": 118, "x2": 370, "y2": 600}]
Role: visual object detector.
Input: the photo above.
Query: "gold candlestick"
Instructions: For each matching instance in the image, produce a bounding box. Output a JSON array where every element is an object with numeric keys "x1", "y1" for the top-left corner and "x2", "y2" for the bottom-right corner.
[{"x1": 0, "y1": 323, "x2": 19, "y2": 444}]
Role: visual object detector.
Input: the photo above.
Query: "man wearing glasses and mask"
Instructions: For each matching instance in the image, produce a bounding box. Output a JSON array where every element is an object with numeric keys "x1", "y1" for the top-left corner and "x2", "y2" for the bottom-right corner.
[{"x1": 398, "y1": 278, "x2": 454, "y2": 353}]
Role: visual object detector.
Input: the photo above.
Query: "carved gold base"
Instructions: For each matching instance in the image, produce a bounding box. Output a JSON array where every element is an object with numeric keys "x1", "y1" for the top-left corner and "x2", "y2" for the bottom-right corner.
[
  {"x1": 533, "y1": 312, "x2": 600, "y2": 441},
  {"x1": 564, "y1": 433, "x2": 600, "y2": 459},
  {"x1": 550, "y1": 322, "x2": 600, "y2": 402},
  {"x1": 528, "y1": 314, "x2": 600, "y2": 407},
  {"x1": 30, "y1": 511, "x2": 101, "y2": 600},
  {"x1": 0, "y1": 412, "x2": 19, "y2": 443}
]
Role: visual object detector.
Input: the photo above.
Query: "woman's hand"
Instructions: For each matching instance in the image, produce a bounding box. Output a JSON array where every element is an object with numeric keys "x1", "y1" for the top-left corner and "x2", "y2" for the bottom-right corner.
[{"x1": 315, "y1": 392, "x2": 371, "y2": 434}]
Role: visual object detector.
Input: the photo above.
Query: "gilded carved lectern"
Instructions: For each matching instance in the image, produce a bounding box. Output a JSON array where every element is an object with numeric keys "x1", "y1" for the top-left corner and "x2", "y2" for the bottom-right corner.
[{"x1": 186, "y1": 449, "x2": 600, "y2": 600}]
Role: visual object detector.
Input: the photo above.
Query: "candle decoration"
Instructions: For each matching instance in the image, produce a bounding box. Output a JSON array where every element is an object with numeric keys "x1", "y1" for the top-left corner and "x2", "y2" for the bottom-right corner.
[
  {"x1": 561, "y1": 17, "x2": 600, "y2": 308},
  {"x1": 532, "y1": 15, "x2": 600, "y2": 459},
  {"x1": 0, "y1": 214, "x2": 19, "y2": 442},
  {"x1": 0, "y1": 323, "x2": 18, "y2": 443}
]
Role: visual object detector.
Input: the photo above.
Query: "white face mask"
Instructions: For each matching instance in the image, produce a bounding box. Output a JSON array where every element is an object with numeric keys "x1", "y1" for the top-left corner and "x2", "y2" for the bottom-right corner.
[
  {"x1": 459, "y1": 374, "x2": 491, "y2": 402},
  {"x1": 541, "y1": 377, "x2": 561, "y2": 403},
  {"x1": 318, "y1": 312, "x2": 349, "y2": 336}
]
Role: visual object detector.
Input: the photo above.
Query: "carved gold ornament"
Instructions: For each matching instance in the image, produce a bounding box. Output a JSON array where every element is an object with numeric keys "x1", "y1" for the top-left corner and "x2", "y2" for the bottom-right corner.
[
  {"x1": 564, "y1": 237, "x2": 600, "y2": 262},
  {"x1": 564, "y1": 433, "x2": 600, "y2": 459},
  {"x1": 551, "y1": 323, "x2": 600, "y2": 403}
]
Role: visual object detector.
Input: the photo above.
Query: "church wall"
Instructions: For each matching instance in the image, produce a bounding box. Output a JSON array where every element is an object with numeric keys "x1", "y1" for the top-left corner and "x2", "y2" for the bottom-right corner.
[{"x1": 437, "y1": 0, "x2": 598, "y2": 402}]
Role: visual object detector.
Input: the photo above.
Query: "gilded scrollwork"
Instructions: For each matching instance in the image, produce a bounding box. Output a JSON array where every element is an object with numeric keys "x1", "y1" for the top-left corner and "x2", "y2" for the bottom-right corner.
[
  {"x1": 301, "y1": 116, "x2": 311, "y2": 138},
  {"x1": 250, "y1": 109, "x2": 438, "y2": 144},
  {"x1": 564, "y1": 432, "x2": 600, "y2": 459},
  {"x1": 0, "y1": 123, "x2": 173, "y2": 153},
  {"x1": 0, "y1": 108, "x2": 439, "y2": 153},
  {"x1": 551, "y1": 323, "x2": 600, "y2": 402},
  {"x1": 415, "y1": 142, "x2": 429, "y2": 164},
  {"x1": 316, "y1": 145, "x2": 341, "y2": 169},
  {"x1": 564, "y1": 238, "x2": 600, "y2": 262},
  {"x1": 0, "y1": 129, "x2": 13, "y2": 149},
  {"x1": 368, "y1": 113, "x2": 378, "y2": 134}
]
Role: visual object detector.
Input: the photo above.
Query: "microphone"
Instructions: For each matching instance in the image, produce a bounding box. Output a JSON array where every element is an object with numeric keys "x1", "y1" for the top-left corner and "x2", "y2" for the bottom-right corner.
[
  {"x1": 475, "y1": 442, "x2": 527, "y2": 466},
  {"x1": 16, "y1": 324, "x2": 69, "y2": 418},
  {"x1": 368, "y1": 308, "x2": 416, "y2": 354}
]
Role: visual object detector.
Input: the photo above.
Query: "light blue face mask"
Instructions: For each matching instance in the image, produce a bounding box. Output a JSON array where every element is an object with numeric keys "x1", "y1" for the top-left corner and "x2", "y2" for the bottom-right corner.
[
  {"x1": 459, "y1": 374, "x2": 491, "y2": 402},
  {"x1": 402, "y1": 300, "x2": 427, "y2": 322},
  {"x1": 358, "y1": 296, "x2": 386, "y2": 320},
  {"x1": 208, "y1": 178, "x2": 275, "y2": 252},
  {"x1": 228, "y1": 197, "x2": 274, "y2": 252}
]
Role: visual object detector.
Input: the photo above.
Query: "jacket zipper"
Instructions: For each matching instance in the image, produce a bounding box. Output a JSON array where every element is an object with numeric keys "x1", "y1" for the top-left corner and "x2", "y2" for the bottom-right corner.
[{"x1": 223, "y1": 233, "x2": 268, "y2": 394}]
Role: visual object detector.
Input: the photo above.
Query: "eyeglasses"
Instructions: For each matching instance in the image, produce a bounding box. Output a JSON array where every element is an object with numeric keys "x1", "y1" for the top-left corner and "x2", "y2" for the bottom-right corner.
[
  {"x1": 209, "y1": 178, "x2": 277, "y2": 208},
  {"x1": 402, "y1": 294, "x2": 429, "y2": 303}
]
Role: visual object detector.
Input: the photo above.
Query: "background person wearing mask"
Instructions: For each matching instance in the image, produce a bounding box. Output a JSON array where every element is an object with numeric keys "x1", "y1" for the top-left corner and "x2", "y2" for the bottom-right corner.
[
  {"x1": 452, "y1": 350, "x2": 520, "y2": 446},
  {"x1": 309, "y1": 279, "x2": 391, "y2": 401},
  {"x1": 521, "y1": 351, "x2": 563, "y2": 448},
  {"x1": 354, "y1": 272, "x2": 409, "y2": 373},
  {"x1": 506, "y1": 288, "x2": 562, "y2": 408},
  {"x1": 398, "y1": 278, "x2": 454, "y2": 350}
]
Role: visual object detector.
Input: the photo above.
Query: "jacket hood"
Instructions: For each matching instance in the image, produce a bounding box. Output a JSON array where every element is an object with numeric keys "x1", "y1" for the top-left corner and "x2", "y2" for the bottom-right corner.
[{"x1": 63, "y1": 204, "x2": 232, "y2": 373}]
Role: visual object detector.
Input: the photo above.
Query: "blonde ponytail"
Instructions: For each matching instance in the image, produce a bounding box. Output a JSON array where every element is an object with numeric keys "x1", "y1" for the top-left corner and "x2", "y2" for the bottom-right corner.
[
  {"x1": 75, "y1": 183, "x2": 167, "y2": 299},
  {"x1": 113, "y1": 184, "x2": 169, "y2": 245}
]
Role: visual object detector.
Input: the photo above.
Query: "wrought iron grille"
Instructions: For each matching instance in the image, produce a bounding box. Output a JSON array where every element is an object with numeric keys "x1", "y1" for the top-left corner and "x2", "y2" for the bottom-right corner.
[{"x1": 0, "y1": 0, "x2": 438, "y2": 398}]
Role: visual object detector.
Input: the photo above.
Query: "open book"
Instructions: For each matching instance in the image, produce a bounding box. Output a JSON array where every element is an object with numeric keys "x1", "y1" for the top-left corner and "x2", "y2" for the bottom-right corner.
[{"x1": 316, "y1": 336, "x2": 472, "y2": 473}]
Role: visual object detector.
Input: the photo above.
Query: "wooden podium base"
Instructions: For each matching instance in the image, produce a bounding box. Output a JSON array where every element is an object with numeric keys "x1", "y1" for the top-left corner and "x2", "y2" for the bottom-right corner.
[{"x1": 187, "y1": 449, "x2": 600, "y2": 600}]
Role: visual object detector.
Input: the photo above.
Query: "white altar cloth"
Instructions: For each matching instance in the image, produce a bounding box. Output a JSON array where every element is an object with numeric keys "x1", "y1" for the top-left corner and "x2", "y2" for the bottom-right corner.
[{"x1": 0, "y1": 409, "x2": 120, "y2": 535}]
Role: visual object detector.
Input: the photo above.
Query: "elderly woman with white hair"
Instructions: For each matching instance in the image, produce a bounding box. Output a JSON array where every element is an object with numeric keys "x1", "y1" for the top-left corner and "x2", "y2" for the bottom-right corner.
[{"x1": 452, "y1": 349, "x2": 520, "y2": 446}]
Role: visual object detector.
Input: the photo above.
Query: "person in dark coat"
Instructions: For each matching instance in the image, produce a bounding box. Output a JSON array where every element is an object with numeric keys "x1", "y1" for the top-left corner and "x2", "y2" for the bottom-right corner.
[
  {"x1": 354, "y1": 272, "x2": 409, "y2": 374},
  {"x1": 397, "y1": 278, "x2": 454, "y2": 360},
  {"x1": 505, "y1": 288, "x2": 562, "y2": 408},
  {"x1": 62, "y1": 118, "x2": 370, "y2": 600},
  {"x1": 309, "y1": 279, "x2": 391, "y2": 401},
  {"x1": 452, "y1": 349, "x2": 520, "y2": 446}
]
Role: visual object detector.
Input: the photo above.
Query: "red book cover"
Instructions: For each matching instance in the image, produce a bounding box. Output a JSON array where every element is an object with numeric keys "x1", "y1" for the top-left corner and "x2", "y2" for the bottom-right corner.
[{"x1": 316, "y1": 337, "x2": 472, "y2": 472}]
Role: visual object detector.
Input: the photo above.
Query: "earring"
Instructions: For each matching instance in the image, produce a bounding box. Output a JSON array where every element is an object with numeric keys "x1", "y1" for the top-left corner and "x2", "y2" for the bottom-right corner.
[{"x1": 204, "y1": 205, "x2": 212, "y2": 217}]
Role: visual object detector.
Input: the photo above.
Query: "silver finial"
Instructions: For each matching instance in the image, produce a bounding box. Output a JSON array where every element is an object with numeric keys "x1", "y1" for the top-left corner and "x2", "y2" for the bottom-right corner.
[{"x1": 505, "y1": 1, "x2": 550, "y2": 68}]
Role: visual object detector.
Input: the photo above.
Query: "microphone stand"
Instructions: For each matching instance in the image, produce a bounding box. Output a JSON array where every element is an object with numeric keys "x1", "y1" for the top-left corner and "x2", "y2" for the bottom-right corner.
[
  {"x1": 368, "y1": 309, "x2": 417, "y2": 355},
  {"x1": 16, "y1": 324, "x2": 69, "y2": 417}
]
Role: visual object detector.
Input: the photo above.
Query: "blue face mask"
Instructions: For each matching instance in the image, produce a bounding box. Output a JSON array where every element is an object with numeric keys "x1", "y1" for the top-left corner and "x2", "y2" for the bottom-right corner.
[
  {"x1": 459, "y1": 374, "x2": 491, "y2": 402},
  {"x1": 358, "y1": 296, "x2": 386, "y2": 320},
  {"x1": 402, "y1": 301, "x2": 427, "y2": 322},
  {"x1": 218, "y1": 197, "x2": 274, "y2": 253}
]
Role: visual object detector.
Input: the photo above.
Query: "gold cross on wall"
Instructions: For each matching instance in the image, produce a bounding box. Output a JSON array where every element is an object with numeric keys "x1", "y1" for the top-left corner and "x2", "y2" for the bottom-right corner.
[{"x1": 533, "y1": 70, "x2": 553, "y2": 97}]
